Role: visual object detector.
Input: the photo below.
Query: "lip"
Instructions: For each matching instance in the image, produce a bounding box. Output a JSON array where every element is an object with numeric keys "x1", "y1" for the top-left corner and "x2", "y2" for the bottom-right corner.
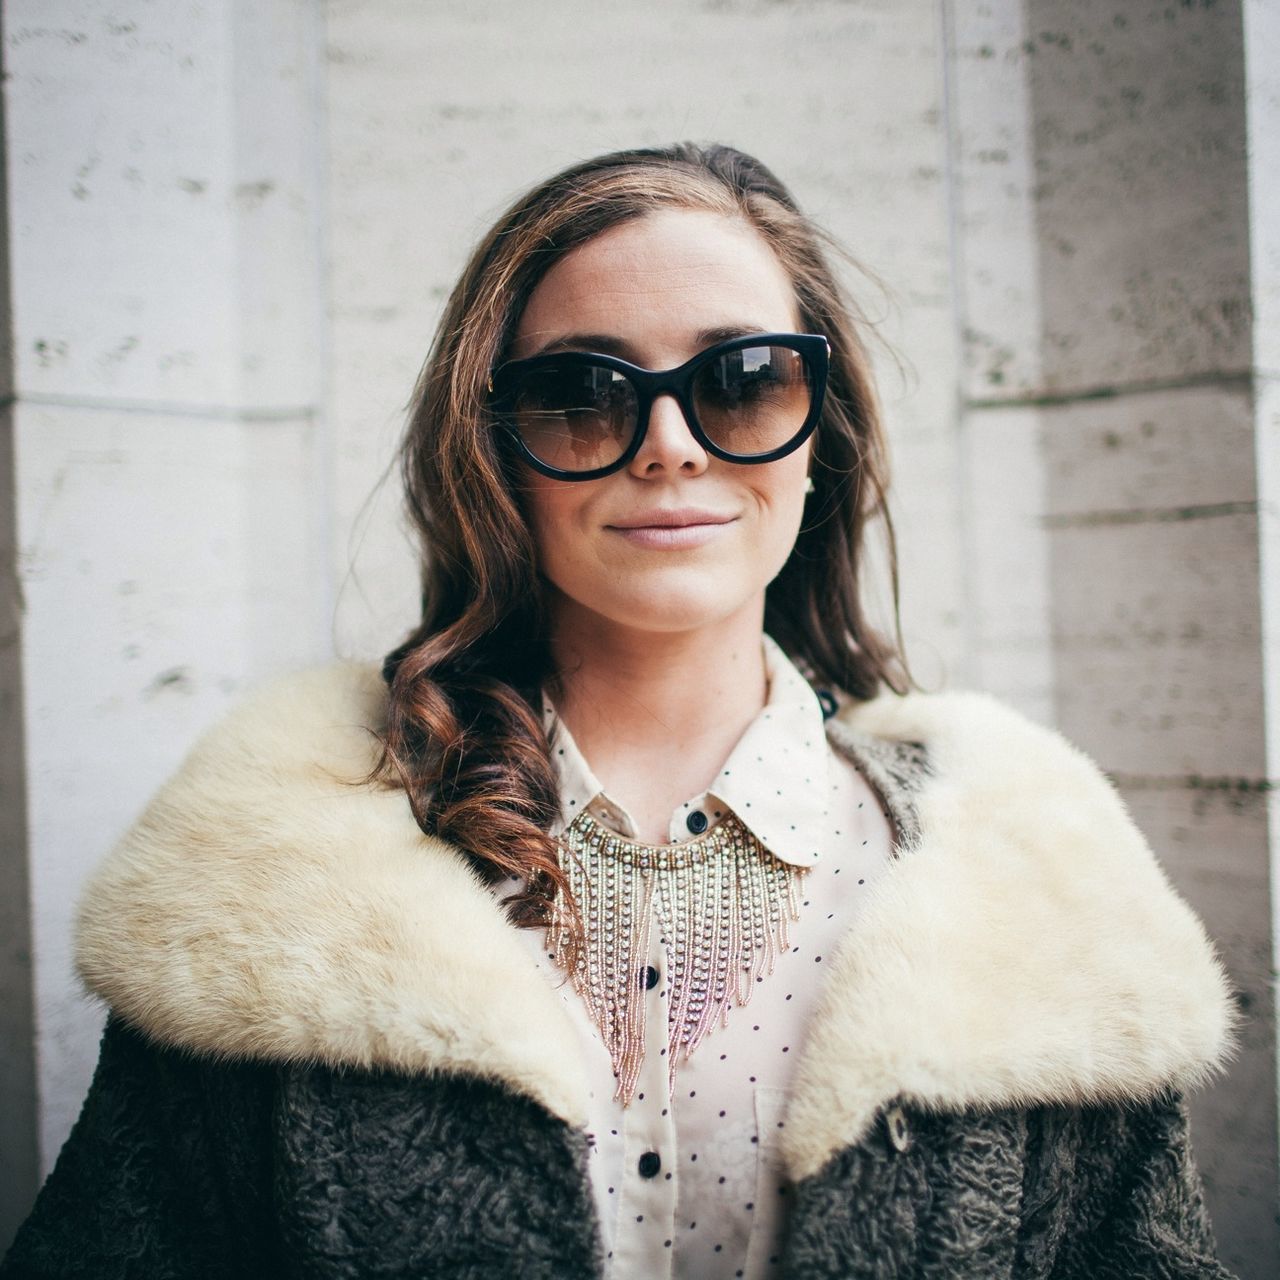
[
  {"x1": 605, "y1": 508, "x2": 738, "y2": 550},
  {"x1": 607, "y1": 508, "x2": 737, "y2": 530}
]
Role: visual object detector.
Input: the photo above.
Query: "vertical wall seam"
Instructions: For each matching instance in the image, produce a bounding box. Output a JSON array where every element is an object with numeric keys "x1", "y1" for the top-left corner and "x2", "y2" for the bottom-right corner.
[
  {"x1": 0, "y1": 0, "x2": 42, "y2": 1249},
  {"x1": 310, "y1": 0, "x2": 338, "y2": 659},
  {"x1": 1240, "y1": 0, "x2": 1280, "y2": 1211},
  {"x1": 936, "y1": 0, "x2": 981, "y2": 690}
]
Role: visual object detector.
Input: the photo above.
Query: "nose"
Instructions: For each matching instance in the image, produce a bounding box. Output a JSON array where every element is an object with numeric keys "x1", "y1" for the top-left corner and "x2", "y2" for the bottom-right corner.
[{"x1": 628, "y1": 393, "x2": 709, "y2": 478}]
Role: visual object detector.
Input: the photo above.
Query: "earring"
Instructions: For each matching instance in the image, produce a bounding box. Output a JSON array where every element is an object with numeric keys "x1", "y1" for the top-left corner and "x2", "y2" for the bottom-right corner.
[{"x1": 803, "y1": 475, "x2": 815, "y2": 495}]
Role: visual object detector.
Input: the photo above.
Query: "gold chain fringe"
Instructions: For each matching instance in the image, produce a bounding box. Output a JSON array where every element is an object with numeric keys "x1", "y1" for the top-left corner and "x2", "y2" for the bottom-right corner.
[{"x1": 549, "y1": 810, "x2": 807, "y2": 1106}]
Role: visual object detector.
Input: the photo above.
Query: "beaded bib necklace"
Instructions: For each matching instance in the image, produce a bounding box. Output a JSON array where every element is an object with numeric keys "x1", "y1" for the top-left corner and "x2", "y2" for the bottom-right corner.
[{"x1": 548, "y1": 809, "x2": 808, "y2": 1106}]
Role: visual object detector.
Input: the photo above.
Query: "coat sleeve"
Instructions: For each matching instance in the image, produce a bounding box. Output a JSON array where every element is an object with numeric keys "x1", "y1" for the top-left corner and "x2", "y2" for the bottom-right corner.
[
  {"x1": 1040, "y1": 1091, "x2": 1238, "y2": 1280},
  {"x1": 1, "y1": 1017, "x2": 280, "y2": 1280}
]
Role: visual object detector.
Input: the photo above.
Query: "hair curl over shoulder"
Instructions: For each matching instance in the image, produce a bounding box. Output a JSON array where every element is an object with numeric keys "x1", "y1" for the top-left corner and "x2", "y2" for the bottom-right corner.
[{"x1": 377, "y1": 142, "x2": 909, "y2": 940}]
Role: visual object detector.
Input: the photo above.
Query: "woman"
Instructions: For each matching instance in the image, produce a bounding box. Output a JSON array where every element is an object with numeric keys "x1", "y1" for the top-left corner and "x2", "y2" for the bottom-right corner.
[{"x1": 3, "y1": 144, "x2": 1238, "y2": 1279}]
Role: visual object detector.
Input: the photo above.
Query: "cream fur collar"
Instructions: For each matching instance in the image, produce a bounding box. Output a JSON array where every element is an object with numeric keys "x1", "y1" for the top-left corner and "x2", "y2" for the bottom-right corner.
[{"x1": 76, "y1": 664, "x2": 1236, "y2": 1181}]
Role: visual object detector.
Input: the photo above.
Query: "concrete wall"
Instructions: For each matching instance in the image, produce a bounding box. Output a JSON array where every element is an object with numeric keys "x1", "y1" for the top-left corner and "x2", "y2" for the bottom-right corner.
[
  {"x1": 2, "y1": 0, "x2": 1275, "y2": 1272},
  {"x1": 2, "y1": 0, "x2": 332, "y2": 1185},
  {"x1": 0, "y1": 4, "x2": 37, "y2": 1248},
  {"x1": 947, "y1": 5, "x2": 1274, "y2": 1269},
  {"x1": 1246, "y1": 20, "x2": 1280, "y2": 1260},
  {"x1": 947, "y1": 4, "x2": 1276, "y2": 1271}
]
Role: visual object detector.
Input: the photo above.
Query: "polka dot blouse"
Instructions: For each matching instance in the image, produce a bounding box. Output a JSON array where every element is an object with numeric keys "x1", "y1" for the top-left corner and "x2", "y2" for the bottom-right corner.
[{"x1": 511, "y1": 636, "x2": 894, "y2": 1280}]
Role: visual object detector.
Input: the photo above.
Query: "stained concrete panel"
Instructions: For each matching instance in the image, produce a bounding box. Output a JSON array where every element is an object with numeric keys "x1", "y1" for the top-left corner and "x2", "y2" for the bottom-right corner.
[
  {"x1": 4, "y1": 1, "x2": 322, "y2": 410},
  {"x1": 225, "y1": 0, "x2": 325, "y2": 411},
  {"x1": 14, "y1": 399, "x2": 322, "y2": 1161},
  {"x1": 956, "y1": 0, "x2": 1252, "y2": 399},
  {"x1": 944, "y1": 0, "x2": 1045, "y2": 401},
  {"x1": 0, "y1": 409, "x2": 36, "y2": 1248},
  {"x1": 958, "y1": 404, "x2": 1054, "y2": 723},
  {"x1": 1245, "y1": 0, "x2": 1280, "y2": 379},
  {"x1": 1120, "y1": 780, "x2": 1276, "y2": 1278},
  {"x1": 1244, "y1": 21, "x2": 1280, "y2": 1237},
  {"x1": 1049, "y1": 510, "x2": 1265, "y2": 780},
  {"x1": 1028, "y1": 0, "x2": 1252, "y2": 394},
  {"x1": 241, "y1": 414, "x2": 331, "y2": 673},
  {"x1": 1251, "y1": 376, "x2": 1280, "y2": 1272},
  {"x1": 0, "y1": 1, "x2": 38, "y2": 1243},
  {"x1": 878, "y1": 268, "x2": 968, "y2": 690},
  {"x1": 882, "y1": 451, "x2": 965, "y2": 692},
  {"x1": 1255, "y1": 375, "x2": 1280, "y2": 751},
  {"x1": 1041, "y1": 382, "x2": 1258, "y2": 517},
  {"x1": 5, "y1": 4, "x2": 239, "y2": 405}
]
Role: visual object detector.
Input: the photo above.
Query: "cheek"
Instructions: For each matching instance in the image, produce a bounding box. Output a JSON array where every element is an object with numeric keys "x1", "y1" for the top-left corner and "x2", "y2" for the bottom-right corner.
[
  {"x1": 523, "y1": 484, "x2": 563, "y2": 561},
  {"x1": 755, "y1": 458, "x2": 811, "y2": 563},
  {"x1": 765, "y1": 500, "x2": 806, "y2": 582},
  {"x1": 521, "y1": 474, "x2": 593, "y2": 584}
]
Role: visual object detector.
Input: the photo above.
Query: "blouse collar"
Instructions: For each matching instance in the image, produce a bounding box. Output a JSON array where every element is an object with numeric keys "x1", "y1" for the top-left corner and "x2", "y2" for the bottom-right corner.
[{"x1": 542, "y1": 635, "x2": 832, "y2": 868}]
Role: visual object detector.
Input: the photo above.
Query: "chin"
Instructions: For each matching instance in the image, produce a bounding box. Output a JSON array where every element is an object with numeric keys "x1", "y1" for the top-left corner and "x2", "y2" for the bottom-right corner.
[
  {"x1": 595, "y1": 583, "x2": 757, "y2": 635},
  {"x1": 546, "y1": 555, "x2": 781, "y2": 639}
]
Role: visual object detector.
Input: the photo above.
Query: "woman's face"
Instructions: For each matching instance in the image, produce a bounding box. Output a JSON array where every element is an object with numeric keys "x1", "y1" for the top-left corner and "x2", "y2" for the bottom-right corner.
[{"x1": 511, "y1": 208, "x2": 812, "y2": 641}]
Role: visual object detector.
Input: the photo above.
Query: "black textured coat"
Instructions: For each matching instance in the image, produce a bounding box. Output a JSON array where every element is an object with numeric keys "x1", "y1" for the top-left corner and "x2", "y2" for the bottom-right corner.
[
  {"x1": 3, "y1": 665, "x2": 1240, "y2": 1279},
  {"x1": 5, "y1": 1022, "x2": 1230, "y2": 1279}
]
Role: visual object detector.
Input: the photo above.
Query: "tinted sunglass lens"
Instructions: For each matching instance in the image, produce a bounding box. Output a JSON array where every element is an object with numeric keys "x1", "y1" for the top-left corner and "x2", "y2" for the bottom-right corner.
[
  {"x1": 507, "y1": 364, "x2": 636, "y2": 473},
  {"x1": 691, "y1": 345, "x2": 814, "y2": 456}
]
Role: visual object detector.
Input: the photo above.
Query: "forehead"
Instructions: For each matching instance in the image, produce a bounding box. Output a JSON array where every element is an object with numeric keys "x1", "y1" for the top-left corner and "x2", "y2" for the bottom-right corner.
[{"x1": 511, "y1": 208, "x2": 800, "y2": 360}]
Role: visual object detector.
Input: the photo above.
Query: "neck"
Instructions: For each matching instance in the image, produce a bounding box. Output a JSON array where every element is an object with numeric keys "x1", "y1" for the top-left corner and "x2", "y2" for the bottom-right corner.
[{"x1": 548, "y1": 597, "x2": 769, "y2": 841}]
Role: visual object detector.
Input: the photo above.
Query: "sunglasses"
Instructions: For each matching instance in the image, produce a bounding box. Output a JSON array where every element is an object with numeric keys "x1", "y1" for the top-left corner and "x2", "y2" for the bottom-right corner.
[{"x1": 489, "y1": 332, "x2": 830, "y2": 481}]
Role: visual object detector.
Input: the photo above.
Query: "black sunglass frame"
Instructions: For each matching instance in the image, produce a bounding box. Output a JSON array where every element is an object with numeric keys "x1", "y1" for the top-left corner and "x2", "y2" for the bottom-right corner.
[{"x1": 488, "y1": 332, "x2": 830, "y2": 481}]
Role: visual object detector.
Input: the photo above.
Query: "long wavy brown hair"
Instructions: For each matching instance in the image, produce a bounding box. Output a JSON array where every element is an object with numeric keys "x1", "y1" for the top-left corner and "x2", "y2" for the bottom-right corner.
[{"x1": 378, "y1": 142, "x2": 908, "y2": 935}]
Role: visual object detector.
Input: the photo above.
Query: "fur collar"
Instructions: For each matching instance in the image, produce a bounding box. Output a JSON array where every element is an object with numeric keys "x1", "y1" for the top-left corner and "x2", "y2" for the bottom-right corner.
[{"x1": 76, "y1": 664, "x2": 1236, "y2": 1181}]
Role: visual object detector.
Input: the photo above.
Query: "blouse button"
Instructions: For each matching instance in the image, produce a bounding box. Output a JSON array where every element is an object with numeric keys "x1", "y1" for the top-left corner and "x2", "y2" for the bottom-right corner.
[
  {"x1": 885, "y1": 1105, "x2": 911, "y2": 1153},
  {"x1": 638, "y1": 1151, "x2": 662, "y2": 1178},
  {"x1": 644, "y1": 965, "x2": 659, "y2": 991},
  {"x1": 686, "y1": 810, "x2": 708, "y2": 834}
]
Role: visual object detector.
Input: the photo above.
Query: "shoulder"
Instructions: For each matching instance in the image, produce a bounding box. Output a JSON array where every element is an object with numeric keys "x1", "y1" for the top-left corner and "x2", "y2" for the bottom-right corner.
[
  {"x1": 832, "y1": 684, "x2": 1111, "y2": 799},
  {"x1": 784, "y1": 686, "x2": 1239, "y2": 1181},
  {"x1": 168, "y1": 659, "x2": 389, "y2": 779},
  {"x1": 828, "y1": 685, "x2": 1225, "y2": 887},
  {"x1": 74, "y1": 663, "x2": 589, "y2": 1127}
]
